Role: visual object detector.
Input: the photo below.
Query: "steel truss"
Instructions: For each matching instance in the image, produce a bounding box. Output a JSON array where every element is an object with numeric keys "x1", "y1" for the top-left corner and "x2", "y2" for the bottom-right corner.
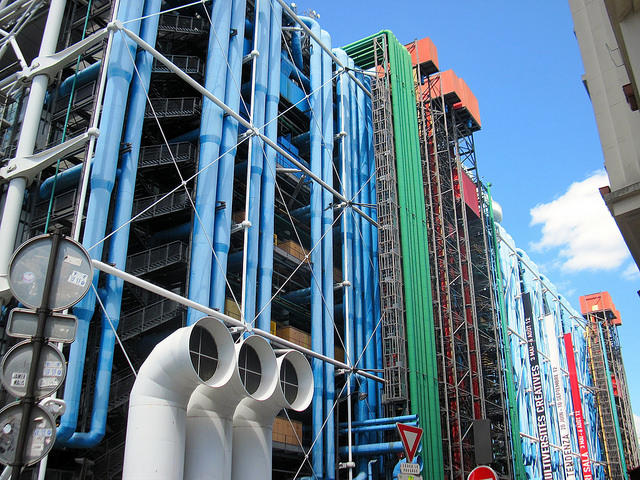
[
  {"x1": 413, "y1": 52, "x2": 511, "y2": 479},
  {"x1": 587, "y1": 310, "x2": 639, "y2": 476}
]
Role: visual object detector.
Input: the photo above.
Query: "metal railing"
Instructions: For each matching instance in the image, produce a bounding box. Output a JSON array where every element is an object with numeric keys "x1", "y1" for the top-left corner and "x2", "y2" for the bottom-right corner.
[
  {"x1": 125, "y1": 241, "x2": 188, "y2": 276},
  {"x1": 131, "y1": 189, "x2": 190, "y2": 221},
  {"x1": 119, "y1": 297, "x2": 186, "y2": 341},
  {"x1": 158, "y1": 14, "x2": 206, "y2": 34},
  {"x1": 138, "y1": 141, "x2": 197, "y2": 169},
  {"x1": 32, "y1": 188, "x2": 78, "y2": 225},
  {"x1": 145, "y1": 97, "x2": 201, "y2": 119},
  {"x1": 152, "y1": 55, "x2": 203, "y2": 76},
  {"x1": 108, "y1": 372, "x2": 135, "y2": 411}
]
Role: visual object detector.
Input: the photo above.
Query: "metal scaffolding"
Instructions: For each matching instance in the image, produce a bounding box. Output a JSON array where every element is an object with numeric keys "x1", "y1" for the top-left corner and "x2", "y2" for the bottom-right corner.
[
  {"x1": 371, "y1": 34, "x2": 408, "y2": 414},
  {"x1": 586, "y1": 308, "x2": 638, "y2": 477},
  {"x1": 414, "y1": 52, "x2": 511, "y2": 479}
]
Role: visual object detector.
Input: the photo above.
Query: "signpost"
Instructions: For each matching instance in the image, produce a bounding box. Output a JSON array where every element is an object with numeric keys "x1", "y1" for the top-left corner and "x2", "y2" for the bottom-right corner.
[
  {"x1": 467, "y1": 465, "x2": 498, "y2": 480},
  {"x1": 0, "y1": 234, "x2": 91, "y2": 477},
  {"x1": 396, "y1": 423, "x2": 423, "y2": 480},
  {"x1": 396, "y1": 423, "x2": 423, "y2": 463}
]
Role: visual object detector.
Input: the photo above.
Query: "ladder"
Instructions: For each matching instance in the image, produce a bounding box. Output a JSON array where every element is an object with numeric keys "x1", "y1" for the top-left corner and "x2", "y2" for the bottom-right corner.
[{"x1": 371, "y1": 35, "x2": 409, "y2": 411}]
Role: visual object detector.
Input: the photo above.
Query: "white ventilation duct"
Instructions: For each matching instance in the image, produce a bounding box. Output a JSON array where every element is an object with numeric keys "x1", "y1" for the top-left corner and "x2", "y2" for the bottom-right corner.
[
  {"x1": 184, "y1": 334, "x2": 278, "y2": 480},
  {"x1": 231, "y1": 349, "x2": 314, "y2": 480},
  {"x1": 122, "y1": 317, "x2": 236, "y2": 480}
]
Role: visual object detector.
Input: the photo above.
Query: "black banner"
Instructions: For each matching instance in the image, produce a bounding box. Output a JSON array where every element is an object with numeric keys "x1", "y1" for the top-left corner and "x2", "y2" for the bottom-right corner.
[{"x1": 523, "y1": 293, "x2": 553, "y2": 480}]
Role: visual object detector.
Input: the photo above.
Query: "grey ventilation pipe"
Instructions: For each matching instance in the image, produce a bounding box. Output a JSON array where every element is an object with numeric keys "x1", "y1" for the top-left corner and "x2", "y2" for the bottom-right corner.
[
  {"x1": 231, "y1": 350, "x2": 314, "y2": 480},
  {"x1": 122, "y1": 317, "x2": 236, "y2": 480},
  {"x1": 184, "y1": 334, "x2": 279, "y2": 480}
]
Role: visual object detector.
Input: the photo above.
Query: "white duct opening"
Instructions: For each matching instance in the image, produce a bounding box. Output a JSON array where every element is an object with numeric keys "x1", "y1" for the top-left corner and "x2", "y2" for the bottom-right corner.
[
  {"x1": 122, "y1": 317, "x2": 235, "y2": 480},
  {"x1": 231, "y1": 349, "x2": 314, "y2": 480},
  {"x1": 184, "y1": 334, "x2": 278, "y2": 480}
]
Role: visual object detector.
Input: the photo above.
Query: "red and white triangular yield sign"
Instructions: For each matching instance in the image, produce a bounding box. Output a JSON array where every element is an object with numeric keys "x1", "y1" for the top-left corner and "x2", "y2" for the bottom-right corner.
[{"x1": 396, "y1": 423, "x2": 423, "y2": 463}]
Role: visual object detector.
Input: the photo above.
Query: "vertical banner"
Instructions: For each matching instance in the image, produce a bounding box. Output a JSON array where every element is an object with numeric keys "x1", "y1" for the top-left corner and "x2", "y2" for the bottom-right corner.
[
  {"x1": 563, "y1": 333, "x2": 593, "y2": 480},
  {"x1": 523, "y1": 293, "x2": 553, "y2": 479},
  {"x1": 543, "y1": 315, "x2": 575, "y2": 480}
]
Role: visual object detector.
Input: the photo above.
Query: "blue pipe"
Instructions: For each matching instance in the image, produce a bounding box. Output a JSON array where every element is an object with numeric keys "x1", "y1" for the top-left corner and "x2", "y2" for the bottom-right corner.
[
  {"x1": 357, "y1": 70, "x2": 376, "y2": 424},
  {"x1": 39, "y1": 162, "x2": 83, "y2": 199},
  {"x1": 240, "y1": 0, "x2": 271, "y2": 326},
  {"x1": 57, "y1": 0, "x2": 145, "y2": 445},
  {"x1": 186, "y1": 0, "x2": 233, "y2": 325},
  {"x1": 255, "y1": 0, "x2": 282, "y2": 332},
  {"x1": 281, "y1": 53, "x2": 310, "y2": 91},
  {"x1": 300, "y1": 16, "x2": 324, "y2": 479},
  {"x1": 348, "y1": 57, "x2": 367, "y2": 432},
  {"x1": 290, "y1": 204, "x2": 310, "y2": 218},
  {"x1": 281, "y1": 283, "x2": 341, "y2": 304},
  {"x1": 289, "y1": 24, "x2": 304, "y2": 71},
  {"x1": 340, "y1": 414, "x2": 418, "y2": 427},
  {"x1": 150, "y1": 222, "x2": 191, "y2": 246},
  {"x1": 339, "y1": 441, "x2": 404, "y2": 456},
  {"x1": 341, "y1": 422, "x2": 418, "y2": 434},
  {"x1": 45, "y1": 61, "x2": 102, "y2": 105},
  {"x1": 57, "y1": 60, "x2": 101, "y2": 98},
  {"x1": 366, "y1": 81, "x2": 383, "y2": 418},
  {"x1": 169, "y1": 127, "x2": 198, "y2": 143},
  {"x1": 320, "y1": 28, "x2": 336, "y2": 480},
  {"x1": 334, "y1": 49, "x2": 355, "y2": 404},
  {"x1": 209, "y1": 0, "x2": 246, "y2": 310}
]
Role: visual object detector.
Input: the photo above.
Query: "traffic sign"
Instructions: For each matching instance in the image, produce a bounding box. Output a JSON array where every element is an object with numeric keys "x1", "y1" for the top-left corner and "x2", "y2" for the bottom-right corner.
[
  {"x1": 7, "y1": 308, "x2": 77, "y2": 343},
  {"x1": 8, "y1": 234, "x2": 92, "y2": 311},
  {"x1": 396, "y1": 423, "x2": 423, "y2": 463},
  {"x1": 0, "y1": 402, "x2": 56, "y2": 466},
  {"x1": 398, "y1": 475, "x2": 422, "y2": 480},
  {"x1": 468, "y1": 465, "x2": 498, "y2": 480},
  {"x1": 0, "y1": 341, "x2": 66, "y2": 398}
]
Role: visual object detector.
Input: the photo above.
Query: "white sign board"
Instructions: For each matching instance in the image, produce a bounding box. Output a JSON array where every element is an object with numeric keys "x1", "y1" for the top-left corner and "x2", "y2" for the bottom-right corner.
[{"x1": 400, "y1": 463, "x2": 421, "y2": 474}]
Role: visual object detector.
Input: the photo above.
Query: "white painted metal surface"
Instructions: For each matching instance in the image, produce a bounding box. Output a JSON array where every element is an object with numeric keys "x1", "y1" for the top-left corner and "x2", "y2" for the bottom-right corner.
[
  {"x1": 122, "y1": 317, "x2": 236, "y2": 480},
  {"x1": 184, "y1": 335, "x2": 278, "y2": 480}
]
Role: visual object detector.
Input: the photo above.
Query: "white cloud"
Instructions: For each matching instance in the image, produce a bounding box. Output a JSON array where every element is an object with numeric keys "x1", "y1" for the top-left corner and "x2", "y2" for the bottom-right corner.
[
  {"x1": 635, "y1": 414, "x2": 640, "y2": 441},
  {"x1": 530, "y1": 171, "x2": 629, "y2": 272},
  {"x1": 623, "y1": 262, "x2": 640, "y2": 281}
]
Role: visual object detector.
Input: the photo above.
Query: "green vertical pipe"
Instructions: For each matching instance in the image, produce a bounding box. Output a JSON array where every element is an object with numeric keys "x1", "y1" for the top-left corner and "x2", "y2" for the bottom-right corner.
[
  {"x1": 487, "y1": 186, "x2": 527, "y2": 480},
  {"x1": 344, "y1": 32, "x2": 443, "y2": 479}
]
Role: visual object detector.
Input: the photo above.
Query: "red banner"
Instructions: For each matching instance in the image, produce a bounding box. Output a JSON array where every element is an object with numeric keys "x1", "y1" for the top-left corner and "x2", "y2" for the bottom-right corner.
[{"x1": 563, "y1": 333, "x2": 593, "y2": 480}]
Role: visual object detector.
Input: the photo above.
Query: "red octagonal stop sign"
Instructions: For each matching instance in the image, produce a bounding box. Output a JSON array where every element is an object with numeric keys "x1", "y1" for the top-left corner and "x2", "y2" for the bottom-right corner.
[{"x1": 468, "y1": 466, "x2": 498, "y2": 480}]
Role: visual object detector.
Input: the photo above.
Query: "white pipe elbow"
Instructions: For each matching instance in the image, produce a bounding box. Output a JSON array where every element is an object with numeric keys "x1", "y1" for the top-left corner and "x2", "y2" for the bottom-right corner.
[
  {"x1": 123, "y1": 317, "x2": 235, "y2": 480},
  {"x1": 184, "y1": 334, "x2": 279, "y2": 480}
]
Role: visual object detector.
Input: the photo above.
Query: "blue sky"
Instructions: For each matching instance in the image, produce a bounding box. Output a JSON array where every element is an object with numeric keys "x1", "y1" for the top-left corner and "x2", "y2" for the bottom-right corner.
[{"x1": 292, "y1": 0, "x2": 640, "y2": 421}]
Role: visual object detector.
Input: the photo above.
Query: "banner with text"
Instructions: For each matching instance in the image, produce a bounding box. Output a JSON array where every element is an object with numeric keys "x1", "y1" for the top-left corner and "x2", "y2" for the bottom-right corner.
[
  {"x1": 543, "y1": 314, "x2": 575, "y2": 480},
  {"x1": 523, "y1": 293, "x2": 553, "y2": 480},
  {"x1": 563, "y1": 333, "x2": 593, "y2": 480}
]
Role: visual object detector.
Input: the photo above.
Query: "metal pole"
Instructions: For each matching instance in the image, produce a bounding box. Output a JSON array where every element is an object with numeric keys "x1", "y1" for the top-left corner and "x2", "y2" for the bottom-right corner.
[
  {"x1": 72, "y1": 0, "x2": 122, "y2": 242},
  {"x1": 0, "y1": 0, "x2": 67, "y2": 305},
  {"x1": 11, "y1": 233, "x2": 61, "y2": 479},
  {"x1": 240, "y1": 0, "x2": 261, "y2": 325},
  {"x1": 117, "y1": 25, "x2": 377, "y2": 228}
]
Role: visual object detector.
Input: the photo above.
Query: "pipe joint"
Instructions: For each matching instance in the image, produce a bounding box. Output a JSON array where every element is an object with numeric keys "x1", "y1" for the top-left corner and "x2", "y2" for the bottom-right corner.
[{"x1": 107, "y1": 20, "x2": 123, "y2": 32}]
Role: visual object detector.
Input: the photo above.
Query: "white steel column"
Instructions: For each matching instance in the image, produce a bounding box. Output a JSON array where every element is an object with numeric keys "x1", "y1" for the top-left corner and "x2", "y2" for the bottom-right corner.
[{"x1": 0, "y1": 0, "x2": 67, "y2": 304}]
